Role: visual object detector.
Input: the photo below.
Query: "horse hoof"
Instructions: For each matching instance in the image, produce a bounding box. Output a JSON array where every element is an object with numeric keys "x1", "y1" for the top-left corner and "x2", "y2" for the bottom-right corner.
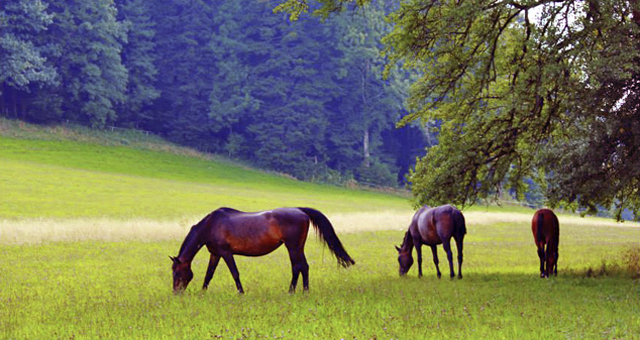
[{"x1": 437, "y1": 274, "x2": 441, "y2": 279}]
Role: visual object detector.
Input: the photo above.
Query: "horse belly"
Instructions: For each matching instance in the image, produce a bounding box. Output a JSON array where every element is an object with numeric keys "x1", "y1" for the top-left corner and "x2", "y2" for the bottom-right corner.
[
  {"x1": 225, "y1": 226, "x2": 284, "y2": 256},
  {"x1": 422, "y1": 230, "x2": 442, "y2": 245}
]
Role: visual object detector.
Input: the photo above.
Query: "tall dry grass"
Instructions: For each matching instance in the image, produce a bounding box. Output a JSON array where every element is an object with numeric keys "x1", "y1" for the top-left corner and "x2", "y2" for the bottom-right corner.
[{"x1": 2, "y1": 210, "x2": 637, "y2": 245}]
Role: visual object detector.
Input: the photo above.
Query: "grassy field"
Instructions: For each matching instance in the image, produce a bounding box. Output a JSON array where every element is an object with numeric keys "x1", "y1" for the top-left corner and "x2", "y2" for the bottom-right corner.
[
  {"x1": 1, "y1": 121, "x2": 639, "y2": 339},
  {"x1": 1, "y1": 220, "x2": 638, "y2": 339}
]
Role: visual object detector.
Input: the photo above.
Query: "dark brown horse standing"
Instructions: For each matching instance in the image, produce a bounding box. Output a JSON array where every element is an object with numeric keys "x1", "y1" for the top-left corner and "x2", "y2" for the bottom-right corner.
[
  {"x1": 170, "y1": 207, "x2": 354, "y2": 293},
  {"x1": 396, "y1": 204, "x2": 466, "y2": 278},
  {"x1": 532, "y1": 208, "x2": 559, "y2": 278}
]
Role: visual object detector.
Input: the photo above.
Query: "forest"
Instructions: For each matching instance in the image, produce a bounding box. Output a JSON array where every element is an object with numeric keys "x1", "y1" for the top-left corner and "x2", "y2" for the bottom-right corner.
[{"x1": 0, "y1": 0, "x2": 427, "y2": 186}]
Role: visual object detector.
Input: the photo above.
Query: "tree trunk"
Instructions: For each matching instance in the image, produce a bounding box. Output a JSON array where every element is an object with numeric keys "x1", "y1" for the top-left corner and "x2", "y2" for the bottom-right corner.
[
  {"x1": 0, "y1": 83, "x2": 5, "y2": 116},
  {"x1": 12, "y1": 87, "x2": 18, "y2": 118},
  {"x1": 361, "y1": 59, "x2": 371, "y2": 168},
  {"x1": 363, "y1": 129, "x2": 370, "y2": 167}
]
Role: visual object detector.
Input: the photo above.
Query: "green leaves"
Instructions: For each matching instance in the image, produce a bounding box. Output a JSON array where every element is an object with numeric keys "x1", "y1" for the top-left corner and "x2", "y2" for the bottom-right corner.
[{"x1": 384, "y1": 0, "x2": 640, "y2": 219}]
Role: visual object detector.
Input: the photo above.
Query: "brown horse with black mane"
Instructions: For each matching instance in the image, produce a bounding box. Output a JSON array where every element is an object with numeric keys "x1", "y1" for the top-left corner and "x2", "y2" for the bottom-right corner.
[
  {"x1": 170, "y1": 207, "x2": 354, "y2": 293},
  {"x1": 532, "y1": 208, "x2": 559, "y2": 278},
  {"x1": 396, "y1": 204, "x2": 466, "y2": 279}
]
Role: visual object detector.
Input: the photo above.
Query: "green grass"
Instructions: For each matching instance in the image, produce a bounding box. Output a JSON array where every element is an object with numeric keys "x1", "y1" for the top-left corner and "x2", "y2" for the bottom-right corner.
[
  {"x1": 1, "y1": 223, "x2": 638, "y2": 339},
  {"x1": 1, "y1": 121, "x2": 639, "y2": 339}
]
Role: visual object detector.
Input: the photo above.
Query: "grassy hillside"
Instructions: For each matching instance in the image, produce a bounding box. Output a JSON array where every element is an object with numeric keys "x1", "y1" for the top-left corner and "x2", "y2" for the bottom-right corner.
[{"x1": 0, "y1": 120, "x2": 411, "y2": 220}]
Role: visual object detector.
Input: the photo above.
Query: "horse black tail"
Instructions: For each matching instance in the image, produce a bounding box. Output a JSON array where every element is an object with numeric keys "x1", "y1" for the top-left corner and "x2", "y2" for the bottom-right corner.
[
  {"x1": 536, "y1": 211, "x2": 545, "y2": 244},
  {"x1": 298, "y1": 207, "x2": 355, "y2": 268},
  {"x1": 452, "y1": 208, "x2": 467, "y2": 239}
]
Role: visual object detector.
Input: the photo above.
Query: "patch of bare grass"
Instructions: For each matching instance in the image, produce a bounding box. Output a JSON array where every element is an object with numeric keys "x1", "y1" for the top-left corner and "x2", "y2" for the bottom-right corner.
[
  {"x1": 568, "y1": 246, "x2": 640, "y2": 279},
  {"x1": 463, "y1": 210, "x2": 640, "y2": 229},
  {"x1": 0, "y1": 211, "x2": 413, "y2": 244},
  {"x1": 0, "y1": 218, "x2": 192, "y2": 244}
]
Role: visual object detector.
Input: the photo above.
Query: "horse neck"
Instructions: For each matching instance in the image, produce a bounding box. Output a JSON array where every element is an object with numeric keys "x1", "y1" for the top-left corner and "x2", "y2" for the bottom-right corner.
[
  {"x1": 401, "y1": 230, "x2": 414, "y2": 252},
  {"x1": 177, "y1": 224, "x2": 205, "y2": 263}
]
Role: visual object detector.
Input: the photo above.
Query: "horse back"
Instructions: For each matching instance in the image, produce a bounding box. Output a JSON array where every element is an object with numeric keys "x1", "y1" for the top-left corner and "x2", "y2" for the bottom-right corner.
[{"x1": 414, "y1": 204, "x2": 465, "y2": 245}]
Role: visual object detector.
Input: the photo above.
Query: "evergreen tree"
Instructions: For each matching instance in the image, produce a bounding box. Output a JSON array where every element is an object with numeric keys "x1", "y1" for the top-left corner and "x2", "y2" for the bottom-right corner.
[
  {"x1": 149, "y1": 0, "x2": 216, "y2": 150},
  {"x1": 115, "y1": 0, "x2": 160, "y2": 129},
  {"x1": 207, "y1": 0, "x2": 261, "y2": 157},
  {"x1": 0, "y1": 0, "x2": 57, "y2": 119},
  {"x1": 245, "y1": 11, "x2": 334, "y2": 180}
]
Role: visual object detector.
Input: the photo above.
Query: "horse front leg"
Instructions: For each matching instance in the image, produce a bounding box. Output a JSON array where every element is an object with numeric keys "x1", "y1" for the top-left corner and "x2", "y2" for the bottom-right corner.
[
  {"x1": 430, "y1": 245, "x2": 441, "y2": 279},
  {"x1": 222, "y1": 254, "x2": 244, "y2": 294},
  {"x1": 203, "y1": 254, "x2": 220, "y2": 290},
  {"x1": 414, "y1": 242, "x2": 423, "y2": 278}
]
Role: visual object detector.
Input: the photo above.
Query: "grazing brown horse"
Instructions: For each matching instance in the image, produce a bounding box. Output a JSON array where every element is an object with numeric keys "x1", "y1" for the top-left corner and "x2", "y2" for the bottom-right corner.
[
  {"x1": 170, "y1": 207, "x2": 354, "y2": 293},
  {"x1": 532, "y1": 208, "x2": 559, "y2": 278},
  {"x1": 396, "y1": 204, "x2": 466, "y2": 278}
]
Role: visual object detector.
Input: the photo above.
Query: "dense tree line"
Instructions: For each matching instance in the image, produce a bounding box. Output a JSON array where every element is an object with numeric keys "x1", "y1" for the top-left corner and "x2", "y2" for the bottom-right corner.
[{"x1": 0, "y1": 0, "x2": 429, "y2": 186}]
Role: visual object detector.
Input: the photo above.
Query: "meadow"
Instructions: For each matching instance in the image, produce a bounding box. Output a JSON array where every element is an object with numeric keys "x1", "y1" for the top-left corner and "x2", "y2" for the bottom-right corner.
[{"x1": 1, "y1": 122, "x2": 639, "y2": 339}]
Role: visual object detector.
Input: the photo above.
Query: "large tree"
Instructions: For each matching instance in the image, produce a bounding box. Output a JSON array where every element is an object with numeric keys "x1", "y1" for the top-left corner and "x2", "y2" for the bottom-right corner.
[
  {"x1": 278, "y1": 0, "x2": 640, "y2": 220},
  {"x1": 149, "y1": 0, "x2": 216, "y2": 149}
]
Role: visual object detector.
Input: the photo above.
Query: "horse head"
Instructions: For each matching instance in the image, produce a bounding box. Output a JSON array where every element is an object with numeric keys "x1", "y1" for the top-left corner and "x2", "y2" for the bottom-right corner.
[
  {"x1": 395, "y1": 245, "x2": 413, "y2": 276},
  {"x1": 170, "y1": 256, "x2": 193, "y2": 292}
]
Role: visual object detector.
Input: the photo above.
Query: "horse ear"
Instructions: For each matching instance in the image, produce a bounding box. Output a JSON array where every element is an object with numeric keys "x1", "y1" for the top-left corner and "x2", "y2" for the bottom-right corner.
[
  {"x1": 395, "y1": 245, "x2": 401, "y2": 252},
  {"x1": 169, "y1": 256, "x2": 180, "y2": 264}
]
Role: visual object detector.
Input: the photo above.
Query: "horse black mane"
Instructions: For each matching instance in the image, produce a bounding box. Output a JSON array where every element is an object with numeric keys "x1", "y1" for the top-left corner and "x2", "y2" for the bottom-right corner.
[{"x1": 400, "y1": 230, "x2": 413, "y2": 251}]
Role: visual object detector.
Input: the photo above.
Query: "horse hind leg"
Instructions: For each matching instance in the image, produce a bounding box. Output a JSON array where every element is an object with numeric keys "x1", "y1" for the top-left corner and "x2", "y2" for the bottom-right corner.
[
  {"x1": 300, "y1": 254, "x2": 309, "y2": 291},
  {"x1": 545, "y1": 246, "x2": 556, "y2": 278},
  {"x1": 286, "y1": 246, "x2": 309, "y2": 293},
  {"x1": 455, "y1": 237, "x2": 464, "y2": 279},
  {"x1": 442, "y1": 240, "x2": 455, "y2": 279},
  {"x1": 537, "y1": 245, "x2": 546, "y2": 278}
]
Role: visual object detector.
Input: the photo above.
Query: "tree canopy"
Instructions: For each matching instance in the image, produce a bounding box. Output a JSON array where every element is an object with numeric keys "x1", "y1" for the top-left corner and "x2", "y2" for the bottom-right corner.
[{"x1": 278, "y1": 0, "x2": 640, "y2": 220}]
